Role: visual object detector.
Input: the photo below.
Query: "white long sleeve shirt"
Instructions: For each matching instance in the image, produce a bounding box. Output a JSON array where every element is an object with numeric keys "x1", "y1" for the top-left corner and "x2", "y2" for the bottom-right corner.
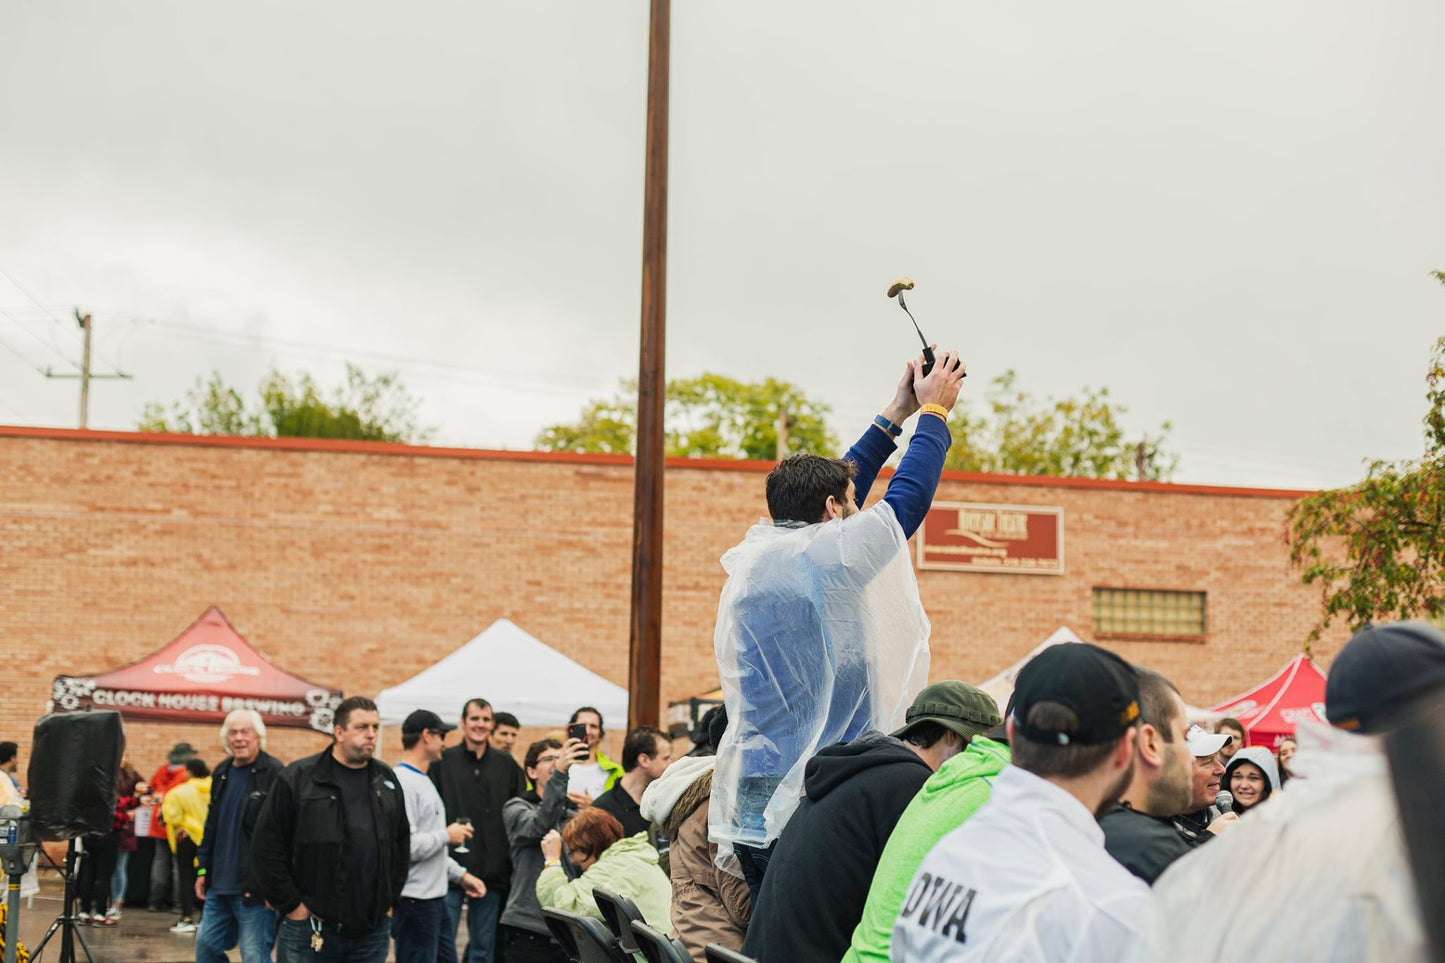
[
  {"x1": 396, "y1": 762, "x2": 466, "y2": 899},
  {"x1": 891, "y1": 766, "x2": 1152, "y2": 962}
]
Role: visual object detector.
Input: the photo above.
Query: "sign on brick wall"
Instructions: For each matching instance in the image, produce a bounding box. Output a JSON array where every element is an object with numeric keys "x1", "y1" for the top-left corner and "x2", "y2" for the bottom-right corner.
[{"x1": 917, "y1": 502, "x2": 1064, "y2": 574}]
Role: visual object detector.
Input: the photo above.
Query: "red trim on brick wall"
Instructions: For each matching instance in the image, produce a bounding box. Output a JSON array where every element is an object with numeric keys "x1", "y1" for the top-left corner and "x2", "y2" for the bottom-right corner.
[{"x1": 0, "y1": 424, "x2": 1315, "y2": 498}]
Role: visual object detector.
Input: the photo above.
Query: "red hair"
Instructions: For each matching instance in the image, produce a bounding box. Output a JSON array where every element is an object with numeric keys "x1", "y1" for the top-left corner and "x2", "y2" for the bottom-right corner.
[{"x1": 562, "y1": 807, "x2": 624, "y2": 858}]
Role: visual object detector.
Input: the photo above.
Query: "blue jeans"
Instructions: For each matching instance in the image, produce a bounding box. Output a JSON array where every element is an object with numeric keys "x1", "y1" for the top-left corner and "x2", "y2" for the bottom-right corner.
[
  {"x1": 196, "y1": 893, "x2": 279, "y2": 963},
  {"x1": 109, "y1": 849, "x2": 130, "y2": 906},
  {"x1": 735, "y1": 840, "x2": 777, "y2": 911},
  {"x1": 394, "y1": 896, "x2": 447, "y2": 963},
  {"x1": 275, "y1": 916, "x2": 390, "y2": 963},
  {"x1": 443, "y1": 886, "x2": 501, "y2": 963}
]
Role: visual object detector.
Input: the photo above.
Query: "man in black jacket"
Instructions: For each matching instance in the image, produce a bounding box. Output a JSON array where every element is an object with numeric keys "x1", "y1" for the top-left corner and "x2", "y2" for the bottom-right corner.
[
  {"x1": 195, "y1": 709, "x2": 283, "y2": 963},
  {"x1": 431, "y1": 697, "x2": 526, "y2": 963},
  {"x1": 741, "y1": 681, "x2": 1001, "y2": 963},
  {"x1": 253, "y1": 696, "x2": 409, "y2": 963},
  {"x1": 1099, "y1": 668, "x2": 1206, "y2": 884}
]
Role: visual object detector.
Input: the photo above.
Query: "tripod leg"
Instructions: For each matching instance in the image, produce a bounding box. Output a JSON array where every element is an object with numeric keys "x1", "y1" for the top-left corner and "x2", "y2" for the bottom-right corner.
[
  {"x1": 70, "y1": 918, "x2": 98, "y2": 963},
  {"x1": 28, "y1": 916, "x2": 62, "y2": 956}
]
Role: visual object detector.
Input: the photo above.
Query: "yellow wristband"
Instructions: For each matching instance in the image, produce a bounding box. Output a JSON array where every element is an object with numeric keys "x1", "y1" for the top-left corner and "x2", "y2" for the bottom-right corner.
[{"x1": 920, "y1": 404, "x2": 949, "y2": 421}]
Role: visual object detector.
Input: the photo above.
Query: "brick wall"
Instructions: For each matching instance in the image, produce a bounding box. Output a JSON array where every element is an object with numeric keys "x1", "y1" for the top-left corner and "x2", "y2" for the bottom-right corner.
[{"x1": 0, "y1": 427, "x2": 1347, "y2": 773}]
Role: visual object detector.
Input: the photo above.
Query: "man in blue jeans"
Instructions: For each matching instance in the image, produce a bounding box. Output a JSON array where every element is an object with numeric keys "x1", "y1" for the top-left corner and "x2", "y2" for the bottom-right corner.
[
  {"x1": 253, "y1": 696, "x2": 410, "y2": 963},
  {"x1": 710, "y1": 347, "x2": 967, "y2": 905},
  {"x1": 432, "y1": 698, "x2": 526, "y2": 963},
  {"x1": 393, "y1": 709, "x2": 488, "y2": 963},
  {"x1": 194, "y1": 709, "x2": 282, "y2": 963}
]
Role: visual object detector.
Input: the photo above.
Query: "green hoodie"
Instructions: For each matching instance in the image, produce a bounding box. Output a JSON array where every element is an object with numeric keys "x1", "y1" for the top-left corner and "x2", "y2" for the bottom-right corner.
[
  {"x1": 535, "y1": 832, "x2": 673, "y2": 934},
  {"x1": 841, "y1": 736, "x2": 1011, "y2": 963}
]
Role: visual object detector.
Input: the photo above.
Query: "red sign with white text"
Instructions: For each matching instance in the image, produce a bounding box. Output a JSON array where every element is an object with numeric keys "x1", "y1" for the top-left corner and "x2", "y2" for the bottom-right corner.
[{"x1": 917, "y1": 502, "x2": 1064, "y2": 575}]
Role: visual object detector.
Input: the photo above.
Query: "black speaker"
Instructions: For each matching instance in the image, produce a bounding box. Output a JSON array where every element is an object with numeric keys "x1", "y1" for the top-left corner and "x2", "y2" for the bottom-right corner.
[{"x1": 28, "y1": 710, "x2": 125, "y2": 841}]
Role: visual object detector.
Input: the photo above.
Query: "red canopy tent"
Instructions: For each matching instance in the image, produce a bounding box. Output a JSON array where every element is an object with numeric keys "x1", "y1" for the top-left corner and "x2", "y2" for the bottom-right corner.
[
  {"x1": 1210, "y1": 653, "x2": 1328, "y2": 749},
  {"x1": 49, "y1": 606, "x2": 343, "y2": 733}
]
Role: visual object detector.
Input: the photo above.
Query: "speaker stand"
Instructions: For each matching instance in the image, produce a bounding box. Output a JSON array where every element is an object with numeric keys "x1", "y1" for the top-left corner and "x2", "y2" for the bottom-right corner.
[{"x1": 29, "y1": 838, "x2": 95, "y2": 963}]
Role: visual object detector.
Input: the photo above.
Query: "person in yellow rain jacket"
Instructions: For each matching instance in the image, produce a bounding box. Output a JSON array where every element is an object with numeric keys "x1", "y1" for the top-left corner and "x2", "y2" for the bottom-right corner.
[{"x1": 162, "y1": 758, "x2": 212, "y2": 935}]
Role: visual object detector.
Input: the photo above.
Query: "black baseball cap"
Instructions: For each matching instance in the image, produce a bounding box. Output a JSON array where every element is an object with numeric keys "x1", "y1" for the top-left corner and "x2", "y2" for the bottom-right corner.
[
  {"x1": 402, "y1": 709, "x2": 457, "y2": 737},
  {"x1": 1011, "y1": 643, "x2": 1140, "y2": 746},
  {"x1": 1326, "y1": 621, "x2": 1445, "y2": 734}
]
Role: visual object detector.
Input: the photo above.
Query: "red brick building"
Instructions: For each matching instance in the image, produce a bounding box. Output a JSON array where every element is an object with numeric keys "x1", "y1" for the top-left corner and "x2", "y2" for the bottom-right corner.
[{"x1": 0, "y1": 425, "x2": 1347, "y2": 770}]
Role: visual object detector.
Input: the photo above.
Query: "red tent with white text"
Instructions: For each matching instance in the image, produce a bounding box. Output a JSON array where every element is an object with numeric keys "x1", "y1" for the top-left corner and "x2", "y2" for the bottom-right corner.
[
  {"x1": 1209, "y1": 654, "x2": 1328, "y2": 750},
  {"x1": 49, "y1": 606, "x2": 343, "y2": 733}
]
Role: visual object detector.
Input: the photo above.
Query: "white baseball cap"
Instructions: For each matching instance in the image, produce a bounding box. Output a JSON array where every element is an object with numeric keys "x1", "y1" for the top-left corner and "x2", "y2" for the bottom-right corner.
[{"x1": 1186, "y1": 724, "x2": 1230, "y2": 757}]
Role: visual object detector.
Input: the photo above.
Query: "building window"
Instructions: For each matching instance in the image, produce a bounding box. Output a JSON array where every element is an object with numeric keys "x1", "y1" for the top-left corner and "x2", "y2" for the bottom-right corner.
[{"x1": 1093, "y1": 588, "x2": 1206, "y2": 640}]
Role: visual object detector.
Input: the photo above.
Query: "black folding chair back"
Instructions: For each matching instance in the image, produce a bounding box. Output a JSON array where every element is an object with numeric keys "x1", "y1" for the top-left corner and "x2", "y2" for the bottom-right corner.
[
  {"x1": 630, "y1": 920, "x2": 692, "y2": 963},
  {"x1": 593, "y1": 885, "x2": 647, "y2": 954},
  {"x1": 543, "y1": 906, "x2": 632, "y2": 963},
  {"x1": 704, "y1": 944, "x2": 761, "y2": 963},
  {"x1": 543, "y1": 907, "x2": 582, "y2": 962}
]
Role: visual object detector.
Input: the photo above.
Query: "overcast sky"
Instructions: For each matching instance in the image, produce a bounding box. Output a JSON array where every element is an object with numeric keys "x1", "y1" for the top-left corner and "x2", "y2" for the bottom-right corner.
[{"x1": 2, "y1": 1, "x2": 1441, "y2": 489}]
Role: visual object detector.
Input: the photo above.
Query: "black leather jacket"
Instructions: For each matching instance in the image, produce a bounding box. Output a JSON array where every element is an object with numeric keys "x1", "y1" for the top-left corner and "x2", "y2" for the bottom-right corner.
[{"x1": 251, "y1": 750, "x2": 409, "y2": 934}]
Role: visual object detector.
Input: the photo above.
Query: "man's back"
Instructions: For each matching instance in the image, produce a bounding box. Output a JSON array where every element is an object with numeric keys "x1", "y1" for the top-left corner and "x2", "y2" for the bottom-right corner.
[
  {"x1": 712, "y1": 501, "x2": 930, "y2": 850},
  {"x1": 743, "y1": 733, "x2": 932, "y2": 963},
  {"x1": 890, "y1": 766, "x2": 1150, "y2": 962},
  {"x1": 843, "y1": 738, "x2": 1009, "y2": 963},
  {"x1": 1150, "y1": 722, "x2": 1428, "y2": 961}
]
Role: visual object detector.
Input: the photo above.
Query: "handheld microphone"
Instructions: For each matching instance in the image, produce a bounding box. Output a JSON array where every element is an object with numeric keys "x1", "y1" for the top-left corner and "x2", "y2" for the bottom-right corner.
[{"x1": 1214, "y1": 790, "x2": 1233, "y2": 814}]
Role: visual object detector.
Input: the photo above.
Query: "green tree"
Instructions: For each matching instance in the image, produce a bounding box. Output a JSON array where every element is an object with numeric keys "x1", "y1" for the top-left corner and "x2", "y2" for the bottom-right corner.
[
  {"x1": 535, "y1": 374, "x2": 836, "y2": 460},
  {"x1": 941, "y1": 370, "x2": 1177, "y2": 480},
  {"x1": 138, "y1": 364, "x2": 433, "y2": 444},
  {"x1": 1287, "y1": 272, "x2": 1445, "y2": 645}
]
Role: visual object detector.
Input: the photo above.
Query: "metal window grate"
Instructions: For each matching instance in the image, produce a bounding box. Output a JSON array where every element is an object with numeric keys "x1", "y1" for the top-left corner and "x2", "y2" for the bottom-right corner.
[{"x1": 1093, "y1": 588, "x2": 1206, "y2": 638}]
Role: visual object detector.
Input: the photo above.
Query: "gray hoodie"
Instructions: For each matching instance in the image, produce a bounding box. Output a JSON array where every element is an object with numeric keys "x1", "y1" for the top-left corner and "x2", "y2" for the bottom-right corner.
[{"x1": 1223, "y1": 746, "x2": 1281, "y2": 813}]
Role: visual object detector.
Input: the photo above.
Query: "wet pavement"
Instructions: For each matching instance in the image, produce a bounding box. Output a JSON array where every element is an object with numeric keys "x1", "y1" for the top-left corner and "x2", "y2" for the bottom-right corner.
[{"x1": 10, "y1": 874, "x2": 448, "y2": 962}]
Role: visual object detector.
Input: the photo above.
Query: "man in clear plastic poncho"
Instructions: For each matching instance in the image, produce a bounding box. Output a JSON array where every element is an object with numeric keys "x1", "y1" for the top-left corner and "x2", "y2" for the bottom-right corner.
[{"x1": 710, "y1": 347, "x2": 968, "y2": 903}]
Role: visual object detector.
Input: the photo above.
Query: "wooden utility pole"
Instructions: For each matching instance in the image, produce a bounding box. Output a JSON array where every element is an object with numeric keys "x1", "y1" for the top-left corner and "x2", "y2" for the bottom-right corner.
[
  {"x1": 628, "y1": 0, "x2": 670, "y2": 730},
  {"x1": 45, "y1": 309, "x2": 132, "y2": 428}
]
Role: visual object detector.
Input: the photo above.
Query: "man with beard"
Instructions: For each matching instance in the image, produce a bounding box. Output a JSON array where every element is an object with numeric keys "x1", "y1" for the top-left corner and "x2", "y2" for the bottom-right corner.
[
  {"x1": 891, "y1": 643, "x2": 1149, "y2": 962},
  {"x1": 1099, "y1": 670, "x2": 1211, "y2": 884}
]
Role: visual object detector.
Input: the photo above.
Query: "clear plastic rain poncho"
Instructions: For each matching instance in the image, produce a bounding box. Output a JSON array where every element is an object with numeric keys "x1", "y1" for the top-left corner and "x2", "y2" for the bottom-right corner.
[{"x1": 709, "y1": 499, "x2": 931, "y2": 853}]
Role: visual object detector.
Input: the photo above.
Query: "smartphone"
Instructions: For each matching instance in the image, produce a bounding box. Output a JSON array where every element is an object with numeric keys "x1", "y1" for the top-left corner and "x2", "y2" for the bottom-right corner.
[{"x1": 567, "y1": 723, "x2": 589, "y2": 743}]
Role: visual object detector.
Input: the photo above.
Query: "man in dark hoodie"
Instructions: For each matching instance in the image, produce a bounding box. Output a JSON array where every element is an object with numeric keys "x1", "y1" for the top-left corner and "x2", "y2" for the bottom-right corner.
[{"x1": 740, "y1": 681, "x2": 1001, "y2": 963}]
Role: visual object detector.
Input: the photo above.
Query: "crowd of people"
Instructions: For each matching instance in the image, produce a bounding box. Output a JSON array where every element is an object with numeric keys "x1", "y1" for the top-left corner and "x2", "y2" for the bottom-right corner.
[{"x1": 11, "y1": 348, "x2": 1444, "y2": 962}]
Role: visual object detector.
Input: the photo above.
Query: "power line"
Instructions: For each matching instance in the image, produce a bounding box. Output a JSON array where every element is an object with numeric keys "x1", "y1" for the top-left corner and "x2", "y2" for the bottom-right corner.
[
  {"x1": 0, "y1": 335, "x2": 51, "y2": 375},
  {"x1": 0, "y1": 305, "x2": 80, "y2": 370}
]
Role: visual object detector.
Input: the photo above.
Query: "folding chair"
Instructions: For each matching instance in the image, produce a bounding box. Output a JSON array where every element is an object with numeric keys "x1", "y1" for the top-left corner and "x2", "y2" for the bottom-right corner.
[
  {"x1": 705, "y1": 944, "x2": 761, "y2": 963},
  {"x1": 543, "y1": 907, "x2": 582, "y2": 963},
  {"x1": 592, "y1": 885, "x2": 646, "y2": 957},
  {"x1": 544, "y1": 906, "x2": 633, "y2": 963},
  {"x1": 630, "y1": 920, "x2": 692, "y2": 963}
]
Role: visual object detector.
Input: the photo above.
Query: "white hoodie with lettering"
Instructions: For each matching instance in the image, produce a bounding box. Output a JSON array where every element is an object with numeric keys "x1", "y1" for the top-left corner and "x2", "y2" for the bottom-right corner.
[{"x1": 891, "y1": 765, "x2": 1151, "y2": 962}]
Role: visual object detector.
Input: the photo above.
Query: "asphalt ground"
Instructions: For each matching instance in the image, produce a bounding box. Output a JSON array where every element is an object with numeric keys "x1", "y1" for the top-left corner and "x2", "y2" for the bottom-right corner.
[{"x1": 7, "y1": 872, "x2": 476, "y2": 962}]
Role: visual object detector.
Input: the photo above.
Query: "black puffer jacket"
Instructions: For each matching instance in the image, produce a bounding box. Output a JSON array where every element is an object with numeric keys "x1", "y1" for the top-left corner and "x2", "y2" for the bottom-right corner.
[{"x1": 251, "y1": 750, "x2": 409, "y2": 934}]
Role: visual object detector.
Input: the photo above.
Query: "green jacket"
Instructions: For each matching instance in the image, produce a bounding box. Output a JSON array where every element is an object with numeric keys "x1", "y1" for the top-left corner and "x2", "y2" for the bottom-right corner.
[
  {"x1": 597, "y1": 751, "x2": 624, "y2": 792},
  {"x1": 535, "y1": 832, "x2": 673, "y2": 934},
  {"x1": 842, "y1": 736, "x2": 1010, "y2": 963}
]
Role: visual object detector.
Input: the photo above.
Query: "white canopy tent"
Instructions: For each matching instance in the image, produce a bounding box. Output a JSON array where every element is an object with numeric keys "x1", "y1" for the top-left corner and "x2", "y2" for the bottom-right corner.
[
  {"x1": 977, "y1": 625, "x2": 1221, "y2": 723},
  {"x1": 377, "y1": 619, "x2": 628, "y2": 728},
  {"x1": 976, "y1": 626, "x2": 1085, "y2": 712}
]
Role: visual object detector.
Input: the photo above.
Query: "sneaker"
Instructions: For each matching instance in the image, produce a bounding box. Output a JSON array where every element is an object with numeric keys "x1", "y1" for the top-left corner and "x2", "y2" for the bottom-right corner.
[
  {"x1": 169, "y1": 919, "x2": 197, "y2": 934},
  {"x1": 99, "y1": 914, "x2": 119, "y2": 927},
  {"x1": 105, "y1": 907, "x2": 122, "y2": 922}
]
